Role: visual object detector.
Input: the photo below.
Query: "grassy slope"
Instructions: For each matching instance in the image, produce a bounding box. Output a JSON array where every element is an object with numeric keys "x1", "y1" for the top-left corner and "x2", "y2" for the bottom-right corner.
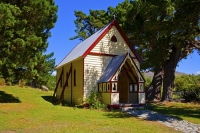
[{"x1": 0, "y1": 86, "x2": 180, "y2": 133}]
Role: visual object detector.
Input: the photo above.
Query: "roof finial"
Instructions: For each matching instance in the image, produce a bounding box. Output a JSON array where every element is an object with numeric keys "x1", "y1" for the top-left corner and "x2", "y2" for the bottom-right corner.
[{"x1": 113, "y1": 14, "x2": 116, "y2": 20}]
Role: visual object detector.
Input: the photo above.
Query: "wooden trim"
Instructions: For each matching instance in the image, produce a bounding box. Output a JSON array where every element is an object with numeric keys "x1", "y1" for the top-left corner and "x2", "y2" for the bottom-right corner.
[
  {"x1": 56, "y1": 43, "x2": 80, "y2": 69},
  {"x1": 58, "y1": 64, "x2": 72, "y2": 104},
  {"x1": 82, "y1": 21, "x2": 114, "y2": 58},
  {"x1": 88, "y1": 52, "x2": 118, "y2": 57},
  {"x1": 122, "y1": 67, "x2": 134, "y2": 83},
  {"x1": 109, "y1": 104, "x2": 120, "y2": 109},
  {"x1": 113, "y1": 20, "x2": 142, "y2": 63},
  {"x1": 111, "y1": 82, "x2": 118, "y2": 93},
  {"x1": 131, "y1": 57, "x2": 137, "y2": 59},
  {"x1": 110, "y1": 53, "x2": 128, "y2": 82},
  {"x1": 129, "y1": 57, "x2": 146, "y2": 82},
  {"x1": 71, "y1": 63, "x2": 73, "y2": 104},
  {"x1": 110, "y1": 92, "x2": 119, "y2": 93},
  {"x1": 82, "y1": 58, "x2": 84, "y2": 102},
  {"x1": 52, "y1": 68, "x2": 64, "y2": 102},
  {"x1": 124, "y1": 62, "x2": 138, "y2": 82},
  {"x1": 110, "y1": 81, "x2": 111, "y2": 105},
  {"x1": 74, "y1": 69, "x2": 76, "y2": 86},
  {"x1": 82, "y1": 20, "x2": 142, "y2": 62}
]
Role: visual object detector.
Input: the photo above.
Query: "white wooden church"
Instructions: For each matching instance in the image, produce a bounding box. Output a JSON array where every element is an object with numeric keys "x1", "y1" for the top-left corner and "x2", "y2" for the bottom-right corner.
[{"x1": 52, "y1": 20, "x2": 145, "y2": 108}]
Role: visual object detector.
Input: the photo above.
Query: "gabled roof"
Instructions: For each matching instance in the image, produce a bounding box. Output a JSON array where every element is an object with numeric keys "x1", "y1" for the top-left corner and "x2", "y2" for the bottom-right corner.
[
  {"x1": 56, "y1": 20, "x2": 142, "y2": 69},
  {"x1": 98, "y1": 53, "x2": 146, "y2": 83},
  {"x1": 97, "y1": 54, "x2": 127, "y2": 83}
]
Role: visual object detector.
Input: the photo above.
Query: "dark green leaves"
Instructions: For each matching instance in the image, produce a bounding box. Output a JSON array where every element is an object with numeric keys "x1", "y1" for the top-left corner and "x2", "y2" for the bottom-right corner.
[{"x1": 0, "y1": 0, "x2": 58, "y2": 85}]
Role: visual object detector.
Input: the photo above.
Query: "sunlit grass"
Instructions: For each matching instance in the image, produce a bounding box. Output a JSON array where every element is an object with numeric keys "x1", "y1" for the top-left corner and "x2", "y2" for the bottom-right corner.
[
  {"x1": 147, "y1": 101, "x2": 200, "y2": 124},
  {"x1": 0, "y1": 86, "x2": 180, "y2": 133}
]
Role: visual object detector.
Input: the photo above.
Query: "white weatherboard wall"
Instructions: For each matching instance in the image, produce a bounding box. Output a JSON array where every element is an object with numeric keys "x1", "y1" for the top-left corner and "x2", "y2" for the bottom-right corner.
[
  {"x1": 91, "y1": 26, "x2": 135, "y2": 56},
  {"x1": 111, "y1": 93, "x2": 119, "y2": 105},
  {"x1": 83, "y1": 26, "x2": 140, "y2": 99},
  {"x1": 84, "y1": 55, "x2": 112, "y2": 98},
  {"x1": 138, "y1": 93, "x2": 145, "y2": 104}
]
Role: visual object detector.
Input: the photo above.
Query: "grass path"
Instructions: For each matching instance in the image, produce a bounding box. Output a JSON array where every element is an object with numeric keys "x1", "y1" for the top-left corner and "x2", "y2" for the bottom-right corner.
[{"x1": 0, "y1": 86, "x2": 180, "y2": 133}]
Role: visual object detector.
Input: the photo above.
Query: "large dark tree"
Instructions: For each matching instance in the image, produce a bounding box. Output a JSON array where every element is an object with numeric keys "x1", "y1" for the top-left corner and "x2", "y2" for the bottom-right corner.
[
  {"x1": 126, "y1": 0, "x2": 200, "y2": 101},
  {"x1": 70, "y1": 10, "x2": 112, "y2": 41},
  {"x1": 0, "y1": 0, "x2": 57, "y2": 84},
  {"x1": 70, "y1": 0, "x2": 200, "y2": 101}
]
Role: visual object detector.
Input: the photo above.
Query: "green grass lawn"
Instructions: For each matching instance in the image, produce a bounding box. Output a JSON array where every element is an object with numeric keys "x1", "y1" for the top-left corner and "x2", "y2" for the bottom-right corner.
[
  {"x1": 147, "y1": 101, "x2": 200, "y2": 124},
  {"x1": 0, "y1": 86, "x2": 181, "y2": 133}
]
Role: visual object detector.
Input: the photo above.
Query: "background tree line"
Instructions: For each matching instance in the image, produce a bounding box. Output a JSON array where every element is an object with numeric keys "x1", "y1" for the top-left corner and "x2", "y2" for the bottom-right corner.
[
  {"x1": 70, "y1": 0, "x2": 200, "y2": 102},
  {"x1": 175, "y1": 74, "x2": 200, "y2": 102},
  {"x1": 0, "y1": 0, "x2": 57, "y2": 89},
  {"x1": 145, "y1": 74, "x2": 200, "y2": 102}
]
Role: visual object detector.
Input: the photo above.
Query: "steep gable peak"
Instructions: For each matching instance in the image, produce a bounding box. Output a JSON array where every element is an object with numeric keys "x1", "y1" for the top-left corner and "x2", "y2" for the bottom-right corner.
[{"x1": 56, "y1": 20, "x2": 142, "y2": 69}]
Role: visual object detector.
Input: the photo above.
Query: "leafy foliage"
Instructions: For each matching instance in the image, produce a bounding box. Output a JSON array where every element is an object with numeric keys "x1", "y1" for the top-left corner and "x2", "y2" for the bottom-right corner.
[
  {"x1": 70, "y1": 10, "x2": 112, "y2": 41},
  {"x1": 0, "y1": 78, "x2": 5, "y2": 86},
  {"x1": 175, "y1": 74, "x2": 200, "y2": 102},
  {"x1": 85, "y1": 90, "x2": 106, "y2": 109},
  {"x1": 18, "y1": 79, "x2": 25, "y2": 87},
  {"x1": 71, "y1": 0, "x2": 200, "y2": 102},
  {"x1": 0, "y1": 1, "x2": 58, "y2": 85},
  {"x1": 45, "y1": 75, "x2": 56, "y2": 91},
  {"x1": 144, "y1": 76, "x2": 152, "y2": 87}
]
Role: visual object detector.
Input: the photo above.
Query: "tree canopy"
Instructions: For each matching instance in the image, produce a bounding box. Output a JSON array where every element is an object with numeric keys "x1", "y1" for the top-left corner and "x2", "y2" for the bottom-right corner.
[
  {"x1": 0, "y1": 0, "x2": 58, "y2": 85},
  {"x1": 70, "y1": 0, "x2": 200, "y2": 102}
]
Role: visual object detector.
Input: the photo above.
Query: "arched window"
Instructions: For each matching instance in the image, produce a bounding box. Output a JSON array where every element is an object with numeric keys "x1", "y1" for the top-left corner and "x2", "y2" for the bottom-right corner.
[{"x1": 111, "y1": 35, "x2": 117, "y2": 42}]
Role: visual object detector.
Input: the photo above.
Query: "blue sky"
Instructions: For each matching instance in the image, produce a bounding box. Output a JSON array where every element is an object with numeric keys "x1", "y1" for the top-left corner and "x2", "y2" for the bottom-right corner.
[{"x1": 47, "y1": 0, "x2": 199, "y2": 75}]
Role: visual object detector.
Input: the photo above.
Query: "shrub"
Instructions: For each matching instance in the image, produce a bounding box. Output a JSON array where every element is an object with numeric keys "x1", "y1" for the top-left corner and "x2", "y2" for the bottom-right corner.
[
  {"x1": 6, "y1": 81, "x2": 12, "y2": 86},
  {"x1": 175, "y1": 74, "x2": 200, "y2": 102},
  {"x1": 0, "y1": 78, "x2": 5, "y2": 86},
  {"x1": 181, "y1": 89, "x2": 200, "y2": 102},
  {"x1": 85, "y1": 90, "x2": 106, "y2": 110},
  {"x1": 19, "y1": 79, "x2": 26, "y2": 87},
  {"x1": 46, "y1": 75, "x2": 56, "y2": 91}
]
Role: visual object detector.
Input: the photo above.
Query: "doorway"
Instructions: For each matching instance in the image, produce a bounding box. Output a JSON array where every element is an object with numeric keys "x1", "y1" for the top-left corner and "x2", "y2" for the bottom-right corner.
[{"x1": 118, "y1": 68, "x2": 129, "y2": 103}]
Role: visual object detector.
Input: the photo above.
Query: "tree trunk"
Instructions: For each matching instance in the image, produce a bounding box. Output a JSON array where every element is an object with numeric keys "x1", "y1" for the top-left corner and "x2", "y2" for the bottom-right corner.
[
  {"x1": 147, "y1": 66, "x2": 163, "y2": 101},
  {"x1": 161, "y1": 47, "x2": 181, "y2": 102}
]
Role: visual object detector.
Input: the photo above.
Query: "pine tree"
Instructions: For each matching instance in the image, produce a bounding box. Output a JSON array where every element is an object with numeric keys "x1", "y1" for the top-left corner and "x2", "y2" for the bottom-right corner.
[
  {"x1": 70, "y1": 0, "x2": 200, "y2": 101},
  {"x1": 0, "y1": 0, "x2": 58, "y2": 84}
]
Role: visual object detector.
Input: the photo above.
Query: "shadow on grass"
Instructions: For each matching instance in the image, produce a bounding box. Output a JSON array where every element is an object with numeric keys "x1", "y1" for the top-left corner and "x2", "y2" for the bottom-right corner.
[
  {"x1": 0, "y1": 91, "x2": 21, "y2": 103},
  {"x1": 41, "y1": 96, "x2": 78, "y2": 107},
  {"x1": 41, "y1": 96, "x2": 58, "y2": 105},
  {"x1": 147, "y1": 103, "x2": 200, "y2": 120},
  {"x1": 103, "y1": 109, "x2": 132, "y2": 119}
]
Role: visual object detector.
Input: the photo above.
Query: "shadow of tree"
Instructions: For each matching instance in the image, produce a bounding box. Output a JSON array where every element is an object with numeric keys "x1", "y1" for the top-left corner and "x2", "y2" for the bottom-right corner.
[
  {"x1": 147, "y1": 103, "x2": 200, "y2": 120},
  {"x1": 0, "y1": 91, "x2": 21, "y2": 103},
  {"x1": 103, "y1": 109, "x2": 131, "y2": 119}
]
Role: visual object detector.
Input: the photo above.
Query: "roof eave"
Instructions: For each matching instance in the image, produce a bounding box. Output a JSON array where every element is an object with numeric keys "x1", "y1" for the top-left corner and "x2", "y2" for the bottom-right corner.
[{"x1": 56, "y1": 56, "x2": 83, "y2": 70}]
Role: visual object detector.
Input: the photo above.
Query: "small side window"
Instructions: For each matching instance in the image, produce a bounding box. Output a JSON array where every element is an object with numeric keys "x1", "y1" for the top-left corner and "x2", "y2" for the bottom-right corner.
[
  {"x1": 107, "y1": 83, "x2": 110, "y2": 92},
  {"x1": 99, "y1": 83, "x2": 102, "y2": 92},
  {"x1": 112, "y1": 82, "x2": 117, "y2": 92}
]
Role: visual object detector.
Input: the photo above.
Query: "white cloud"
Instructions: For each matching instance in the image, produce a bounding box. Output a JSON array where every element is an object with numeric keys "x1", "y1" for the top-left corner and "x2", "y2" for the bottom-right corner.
[{"x1": 197, "y1": 71, "x2": 200, "y2": 75}]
